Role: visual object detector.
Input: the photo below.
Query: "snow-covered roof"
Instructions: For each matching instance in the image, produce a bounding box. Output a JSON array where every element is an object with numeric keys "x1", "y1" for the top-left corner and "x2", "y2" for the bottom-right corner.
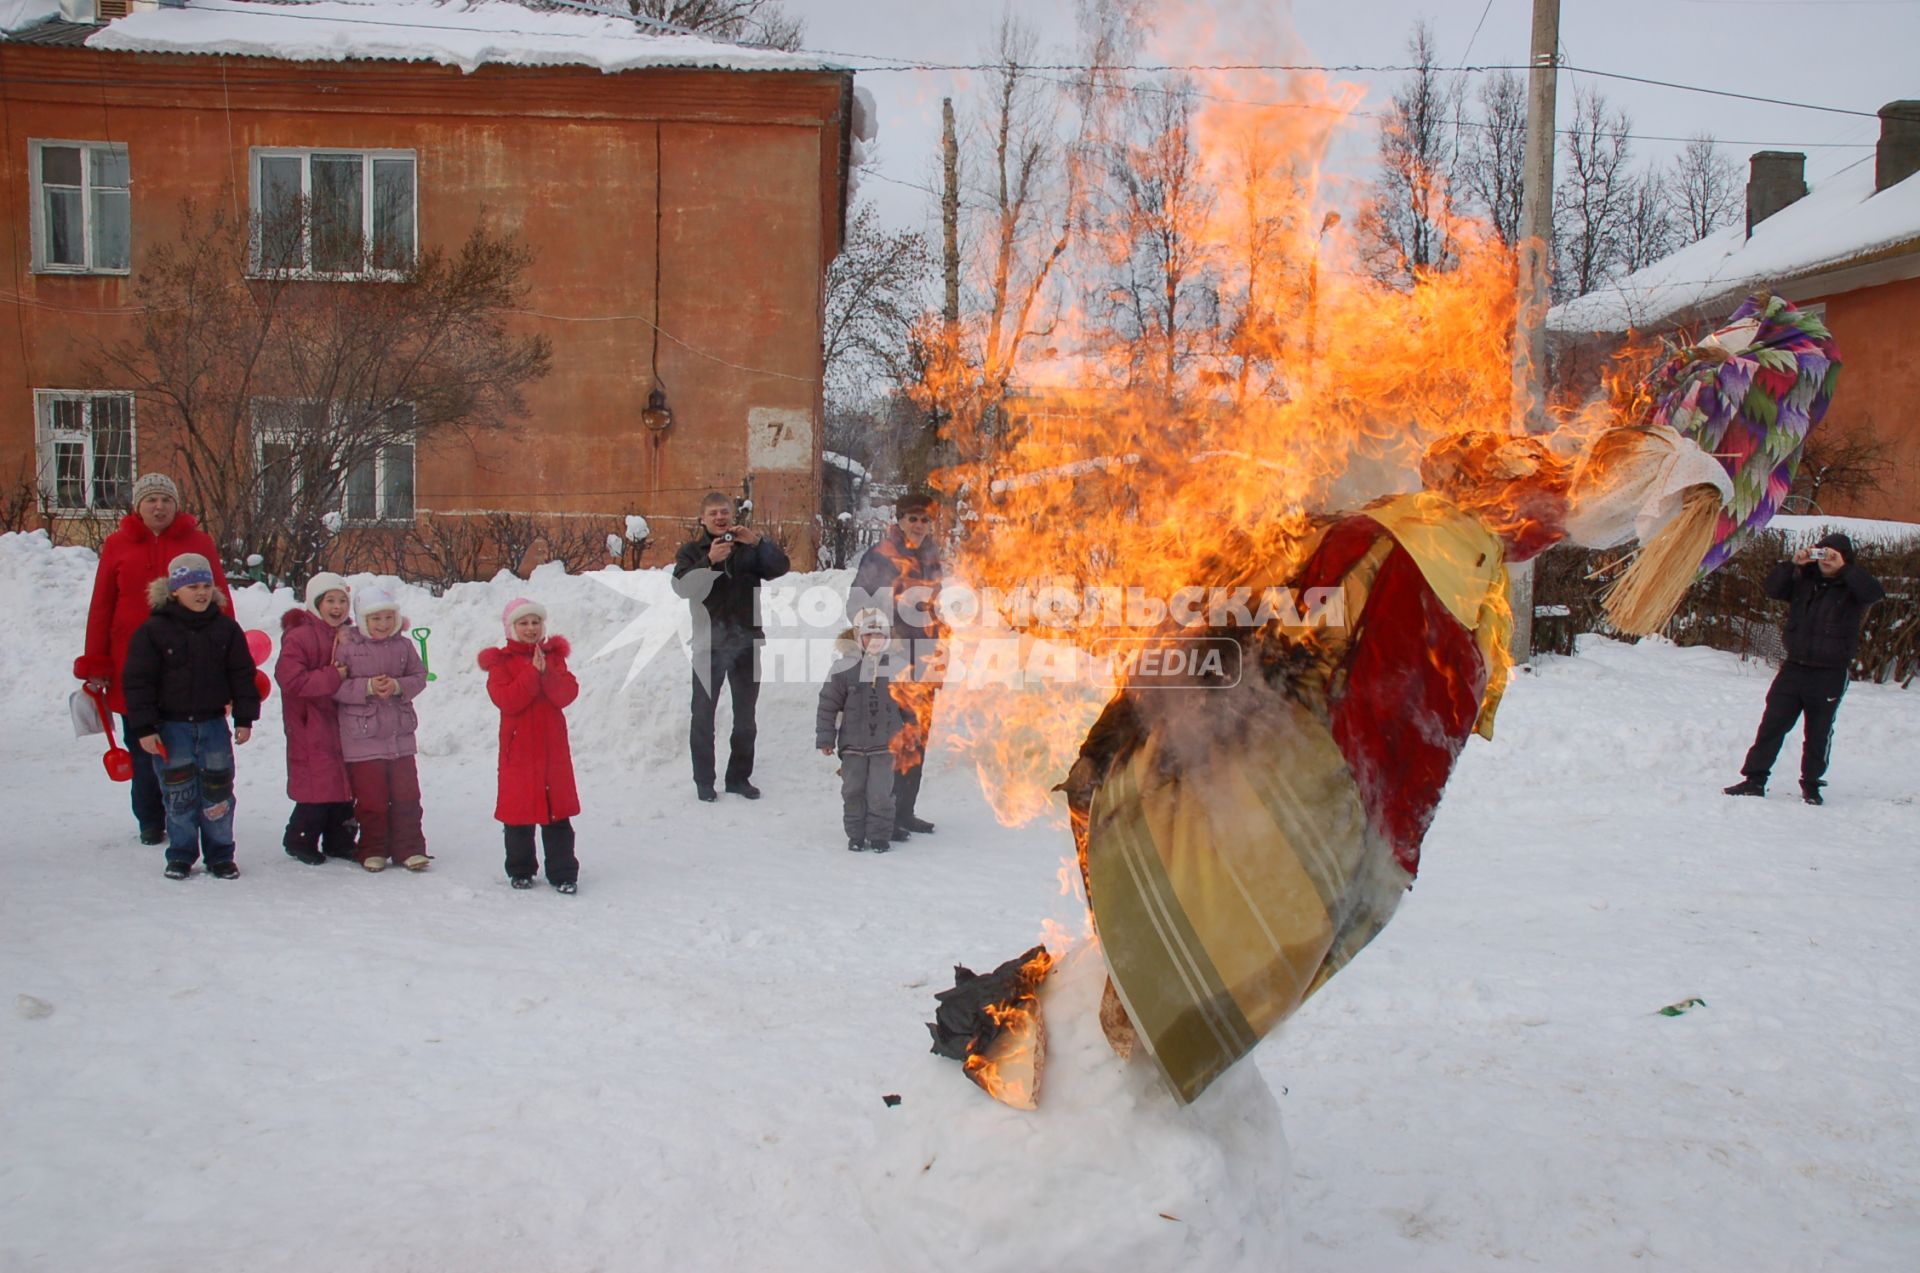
[
  {"x1": 0, "y1": 1, "x2": 61, "y2": 36},
  {"x1": 77, "y1": 0, "x2": 849, "y2": 75},
  {"x1": 822, "y1": 451, "x2": 869, "y2": 480},
  {"x1": 1550, "y1": 159, "x2": 1920, "y2": 336}
]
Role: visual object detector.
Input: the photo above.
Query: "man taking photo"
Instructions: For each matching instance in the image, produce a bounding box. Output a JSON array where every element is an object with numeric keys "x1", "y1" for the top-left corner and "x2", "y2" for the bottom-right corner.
[
  {"x1": 673, "y1": 493, "x2": 790, "y2": 802},
  {"x1": 1723, "y1": 532, "x2": 1884, "y2": 805}
]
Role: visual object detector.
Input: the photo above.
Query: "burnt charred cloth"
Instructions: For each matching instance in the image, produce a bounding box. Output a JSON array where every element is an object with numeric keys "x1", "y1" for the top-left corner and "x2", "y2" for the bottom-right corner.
[{"x1": 927, "y1": 945, "x2": 1050, "y2": 1061}]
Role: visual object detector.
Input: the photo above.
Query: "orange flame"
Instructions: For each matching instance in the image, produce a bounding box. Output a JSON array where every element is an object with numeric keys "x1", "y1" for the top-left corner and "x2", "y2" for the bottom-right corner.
[{"x1": 917, "y1": 7, "x2": 1623, "y2": 829}]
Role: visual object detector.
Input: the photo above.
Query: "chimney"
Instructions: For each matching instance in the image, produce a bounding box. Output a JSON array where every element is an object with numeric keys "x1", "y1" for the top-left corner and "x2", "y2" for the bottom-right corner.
[
  {"x1": 1746, "y1": 151, "x2": 1807, "y2": 237},
  {"x1": 1879, "y1": 100, "x2": 1920, "y2": 193}
]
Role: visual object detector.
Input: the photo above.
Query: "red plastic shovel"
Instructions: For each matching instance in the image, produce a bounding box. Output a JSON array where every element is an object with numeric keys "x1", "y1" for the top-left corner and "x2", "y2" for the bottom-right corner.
[{"x1": 85, "y1": 685, "x2": 136, "y2": 783}]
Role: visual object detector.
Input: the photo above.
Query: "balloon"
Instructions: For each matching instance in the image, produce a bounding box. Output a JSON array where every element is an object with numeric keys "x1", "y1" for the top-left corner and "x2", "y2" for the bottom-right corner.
[
  {"x1": 255, "y1": 669, "x2": 273, "y2": 701},
  {"x1": 246, "y1": 628, "x2": 273, "y2": 665}
]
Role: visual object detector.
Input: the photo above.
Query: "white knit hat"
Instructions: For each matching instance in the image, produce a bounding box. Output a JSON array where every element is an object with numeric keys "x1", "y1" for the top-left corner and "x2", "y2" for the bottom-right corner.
[
  {"x1": 305, "y1": 572, "x2": 350, "y2": 612},
  {"x1": 354, "y1": 585, "x2": 400, "y2": 622}
]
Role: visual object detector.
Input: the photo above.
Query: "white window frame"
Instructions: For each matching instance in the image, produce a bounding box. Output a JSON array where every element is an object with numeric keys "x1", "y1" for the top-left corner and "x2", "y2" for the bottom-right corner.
[
  {"x1": 29, "y1": 139, "x2": 131, "y2": 275},
  {"x1": 35, "y1": 390, "x2": 136, "y2": 513},
  {"x1": 251, "y1": 398, "x2": 416, "y2": 525},
  {"x1": 248, "y1": 147, "x2": 418, "y2": 280}
]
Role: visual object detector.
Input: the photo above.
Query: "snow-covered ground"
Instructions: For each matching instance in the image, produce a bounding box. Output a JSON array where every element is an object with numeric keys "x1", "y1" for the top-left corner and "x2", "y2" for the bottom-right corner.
[{"x1": 2, "y1": 530, "x2": 1915, "y2": 1272}]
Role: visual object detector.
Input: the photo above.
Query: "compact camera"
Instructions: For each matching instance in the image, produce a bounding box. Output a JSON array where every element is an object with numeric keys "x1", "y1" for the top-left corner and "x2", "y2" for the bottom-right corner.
[{"x1": 719, "y1": 531, "x2": 736, "y2": 544}]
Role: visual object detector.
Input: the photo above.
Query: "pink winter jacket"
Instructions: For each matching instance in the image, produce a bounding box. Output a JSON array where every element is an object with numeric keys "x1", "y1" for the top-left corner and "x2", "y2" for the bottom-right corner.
[
  {"x1": 333, "y1": 627, "x2": 428, "y2": 763},
  {"x1": 276, "y1": 608, "x2": 354, "y2": 803}
]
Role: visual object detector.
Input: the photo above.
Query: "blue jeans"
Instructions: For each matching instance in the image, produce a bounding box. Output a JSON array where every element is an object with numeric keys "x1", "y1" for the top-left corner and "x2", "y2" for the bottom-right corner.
[
  {"x1": 121, "y1": 713, "x2": 164, "y2": 834},
  {"x1": 151, "y1": 719, "x2": 237, "y2": 866}
]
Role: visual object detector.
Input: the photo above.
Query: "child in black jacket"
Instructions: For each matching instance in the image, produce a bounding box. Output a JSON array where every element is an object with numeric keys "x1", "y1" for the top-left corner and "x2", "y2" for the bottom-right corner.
[{"x1": 121, "y1": 553, "x2": 261, "y2": 880}]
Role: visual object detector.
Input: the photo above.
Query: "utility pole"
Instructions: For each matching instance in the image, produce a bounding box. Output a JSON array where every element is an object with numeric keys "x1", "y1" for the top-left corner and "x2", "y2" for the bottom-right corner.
[
  {"x1": 1508, "y1": 0, "x2": 1560, "y2": 664},
  {"x1": 941, "y1": 98, "x2": 961, "y2": 335}
]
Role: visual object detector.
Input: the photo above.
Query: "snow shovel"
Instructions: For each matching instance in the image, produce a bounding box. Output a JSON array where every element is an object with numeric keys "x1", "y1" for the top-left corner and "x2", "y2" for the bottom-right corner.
[
  {"x1": 86, "y1": 685, "x2": 136, "y2": 783},
  {"x1": 410, "y1": 626, "x2": 437, "y2": 681}
]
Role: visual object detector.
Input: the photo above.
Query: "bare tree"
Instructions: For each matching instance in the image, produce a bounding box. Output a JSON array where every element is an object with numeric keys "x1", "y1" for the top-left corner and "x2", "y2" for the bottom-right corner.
[
  {"x1": 1357, "y1": 21, "x2": 1464, "y2": 285},
  {"x1": 1554, "y1": 86, "x2": 1636, "y2": 300},
  {"x1": 1792, "y1": 424, "x2": 1890, "y2": 512},
  {"x1": 1671, "y1": 133, "x2": 1741, "y2": 243},
  {"x1": 93, "y1": 197, "x2": 551, "y2": 580},
  {"x1": 1619, "y1": 167, "x2": 1677, "y2": 274},
  {"x1": 1459, "y1": 68, "x2": 1526, "y2": 247},
  {"x1": 1215, "y1": 131, "x2": 1311, "y2": 408},
  {"x1": 1090, "y1": 79, "x2": 1220, "y2": 402},
  {"x1": 625, "y1": 0, "x2": 803, "y2": 50},
  {"x1": 823, "y1": 200, "x2": 932, "y2": 411}
]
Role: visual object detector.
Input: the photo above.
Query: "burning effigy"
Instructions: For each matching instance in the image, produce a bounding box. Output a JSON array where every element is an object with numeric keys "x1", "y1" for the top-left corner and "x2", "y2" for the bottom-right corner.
[{"x1": 923, "y1": 293, "x2": 1835, "y2": 1108}]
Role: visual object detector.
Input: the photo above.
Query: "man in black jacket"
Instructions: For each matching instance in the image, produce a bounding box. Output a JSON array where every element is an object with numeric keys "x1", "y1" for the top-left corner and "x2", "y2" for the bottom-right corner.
[
  {"x1": 672, "y1": 492, "x2": 791, "y2": 802},
  {"x1": 1724, "y1": 532, "x2": 1885, "y2": 805}
]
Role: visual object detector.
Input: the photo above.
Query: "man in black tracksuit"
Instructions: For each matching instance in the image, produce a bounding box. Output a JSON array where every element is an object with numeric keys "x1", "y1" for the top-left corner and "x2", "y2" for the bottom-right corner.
[
  {"x1": 672, "y1": 493, "x2": 791, "y2": 802},
  {"x1": 1724, "y1": 532, "x2": 1885, "y2": 805}
]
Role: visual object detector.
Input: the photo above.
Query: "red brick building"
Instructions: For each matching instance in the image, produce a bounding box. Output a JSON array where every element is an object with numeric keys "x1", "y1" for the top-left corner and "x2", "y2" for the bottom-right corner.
[{"x1": 2, "y1": 0, "x2": 855, "y2": 567}]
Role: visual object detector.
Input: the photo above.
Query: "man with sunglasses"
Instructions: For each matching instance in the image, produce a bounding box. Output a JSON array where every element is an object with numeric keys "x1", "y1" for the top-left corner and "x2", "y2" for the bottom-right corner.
[{"x1": 850, "y1": 493, "x2": 945, "y2": 840}]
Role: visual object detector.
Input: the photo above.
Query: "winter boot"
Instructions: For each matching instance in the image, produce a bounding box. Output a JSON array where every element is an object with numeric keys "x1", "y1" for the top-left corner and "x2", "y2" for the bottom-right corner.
[
  {"x1": 902, "y1": 816, "x2": 936, "y2": 834},
  {"x1": 140, "y1": 825, "x2": 166, "y2": 846},
  {"x1": 866, "y1": 838, "x2": 893, "y2": 854},
  {"x1": 163, "y1": 861, "x2": 191, "y2": 880},
  {"x1": 725, "y1": 780, "x2": 762, "y2": 800},
  {"x1": 1801, "y1": 782, "x2": 1825, "y2": 806},
  {"x1": 402, "y1": 855, "x2": 431, "y2": 871},
  {"x1": 847, "y1": 838, "x2": 869, "y2": 852},
  {"x1": 554, "y1": 880, "x2": 578, "y2": 895},
  {"x1": 509, "y1": 875, "x2": 536, "y2": 889},
  {"x1": 207, "y1": 861, "x2": 240, "y2": 880},
  {"x1": 1723, "y1": 778, "x2": 1767, "y2": 798},
  {"x1": 361, "y1": 856, "x2": 388, "y2": 873}
]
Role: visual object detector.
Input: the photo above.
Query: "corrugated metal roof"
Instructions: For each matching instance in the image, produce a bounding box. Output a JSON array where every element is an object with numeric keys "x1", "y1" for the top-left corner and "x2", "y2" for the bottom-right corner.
[{"x1": 4, "y1": 18, "x2": 97, "y2": 46}]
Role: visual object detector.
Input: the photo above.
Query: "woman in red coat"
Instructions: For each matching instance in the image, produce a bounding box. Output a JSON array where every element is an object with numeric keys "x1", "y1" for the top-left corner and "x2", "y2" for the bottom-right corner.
[
  {"x1": 74, "y1": 473, "x2": 233, "y2": 843},
  {"x1": 477, "y1": 597, "x2": 581, "y2": 894}
]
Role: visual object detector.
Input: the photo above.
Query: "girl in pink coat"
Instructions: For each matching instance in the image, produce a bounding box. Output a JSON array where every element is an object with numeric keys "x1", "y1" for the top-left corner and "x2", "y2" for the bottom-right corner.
[
  {"x1": 276, "y1": 573, "x2": 357, "y2": 865},
  {"x1": 334, "y1": 586, "x2": 430, "y2": 873}
]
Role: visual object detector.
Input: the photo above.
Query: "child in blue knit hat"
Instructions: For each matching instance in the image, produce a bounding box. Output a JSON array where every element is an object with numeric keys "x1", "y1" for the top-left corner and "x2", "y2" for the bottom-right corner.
[{"x1": 121, "y1": 553, "x2": 262, "y2": 881}]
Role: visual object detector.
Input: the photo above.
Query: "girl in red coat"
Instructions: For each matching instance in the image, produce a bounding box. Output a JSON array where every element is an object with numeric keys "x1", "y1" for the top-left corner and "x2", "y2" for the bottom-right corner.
[{"x1": 477, "y1": 598, "x2": 581, "y2": 894}]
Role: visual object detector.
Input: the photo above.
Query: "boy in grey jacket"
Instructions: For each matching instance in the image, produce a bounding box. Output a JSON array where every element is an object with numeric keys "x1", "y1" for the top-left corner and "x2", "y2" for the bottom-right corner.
[{"x1": 816, "y1": 612, "x2": 909, "y2": 853}]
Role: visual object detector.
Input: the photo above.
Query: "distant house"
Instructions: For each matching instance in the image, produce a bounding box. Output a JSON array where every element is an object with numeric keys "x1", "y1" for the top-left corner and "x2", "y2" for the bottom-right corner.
[
  {"x1": 1549, "y1": 102, "x2": 1920, "y2": 522},
  {"x1": 1, "y1": 0, "x2": 859, "y2": 566}
]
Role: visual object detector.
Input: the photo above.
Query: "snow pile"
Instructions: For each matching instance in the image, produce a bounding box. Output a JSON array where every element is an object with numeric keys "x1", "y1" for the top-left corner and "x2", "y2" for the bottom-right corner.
[
  {"x1": 88, "y1": 0, "x2": 849, "y2": 75},
  {"x1": 1550, "y1": 161, "x2": 1920, "y2": 334},
  {"x1": 863, "y1": 942, "x2": 1290, "y2": 1272}
]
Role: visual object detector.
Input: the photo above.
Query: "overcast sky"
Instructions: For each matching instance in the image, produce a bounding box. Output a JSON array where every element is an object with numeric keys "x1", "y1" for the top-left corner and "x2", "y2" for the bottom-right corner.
[{"x1": 796, "y1": 0, "x2": 1920, "y2": 233}]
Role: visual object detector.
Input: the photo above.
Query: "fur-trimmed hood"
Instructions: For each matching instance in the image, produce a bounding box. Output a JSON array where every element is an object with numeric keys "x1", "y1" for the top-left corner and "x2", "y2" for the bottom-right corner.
[
  {"x1": 281, "y1": 606, "x2": 351, "y2": 636},
  {"x1": 147, "y1": 576, "x2": 230, "y2": 610},
  {"x1": 477, "y1": 634, "x2": 571, "y2": 672}
]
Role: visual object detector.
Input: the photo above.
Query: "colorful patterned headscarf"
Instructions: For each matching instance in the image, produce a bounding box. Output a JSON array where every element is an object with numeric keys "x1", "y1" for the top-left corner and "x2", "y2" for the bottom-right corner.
[{"x1": 1642, "y1": 292, "x2": 1840, "y2": 573}]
